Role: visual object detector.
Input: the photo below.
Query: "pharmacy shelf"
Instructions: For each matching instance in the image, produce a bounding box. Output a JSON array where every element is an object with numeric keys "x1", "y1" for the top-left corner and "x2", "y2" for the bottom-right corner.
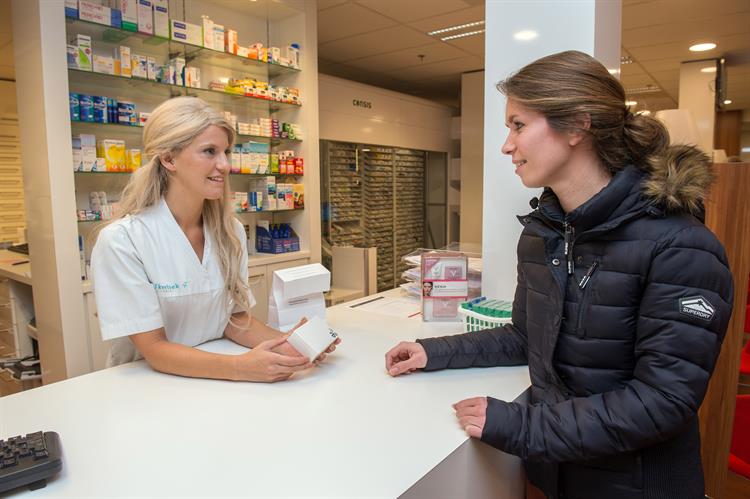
[
  {"x1": 69, "y1": 121, "x2": 303, "y2": 144},
  {"x1": 68, "y1": 68, "x2": 302, "y2": 113},
  {"x1": 65, "y1": 16, "x2": 301, "y2": 79},
  {"x1": 73, "y1": 171, "x2": 302, "y2": 178}
]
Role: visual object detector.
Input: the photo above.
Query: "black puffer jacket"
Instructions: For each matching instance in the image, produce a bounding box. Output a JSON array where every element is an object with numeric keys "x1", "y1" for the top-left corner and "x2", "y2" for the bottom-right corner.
[{"x1": 417, "y1": 158, "x2": 733, "y2": 499}]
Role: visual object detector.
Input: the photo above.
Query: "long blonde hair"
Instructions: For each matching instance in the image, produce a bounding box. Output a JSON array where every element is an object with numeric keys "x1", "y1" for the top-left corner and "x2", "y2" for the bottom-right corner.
[{"x1": 100, "y1": 96, "x2": 252, "y2": 319}]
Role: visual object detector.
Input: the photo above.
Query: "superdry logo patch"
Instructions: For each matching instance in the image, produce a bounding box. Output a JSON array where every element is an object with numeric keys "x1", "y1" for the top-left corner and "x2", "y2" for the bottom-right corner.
[{"x1": 679, "y1": 296, "x2": 716, "y2": 322}]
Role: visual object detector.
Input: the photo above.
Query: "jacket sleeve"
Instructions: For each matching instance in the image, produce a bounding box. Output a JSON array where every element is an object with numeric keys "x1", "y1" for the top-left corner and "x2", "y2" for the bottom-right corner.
[
  {"x1": 480, "y1": 225, "x2": 734, "y2": 462},
  {"x1": 417, "y1": 259, "x2": 529, "y2": 370}
]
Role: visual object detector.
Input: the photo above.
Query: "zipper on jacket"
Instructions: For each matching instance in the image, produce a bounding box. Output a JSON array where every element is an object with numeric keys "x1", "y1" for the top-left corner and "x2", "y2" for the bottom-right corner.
[
  {"x1": 576, "y1": 258, "x2": 600, "y2": 338},
  {"x1": 564, "y1": 221, "x2": 575, "y2": 275},
  {"x1": 578, "y1": 260, "x2": 599, "y2": 289}
]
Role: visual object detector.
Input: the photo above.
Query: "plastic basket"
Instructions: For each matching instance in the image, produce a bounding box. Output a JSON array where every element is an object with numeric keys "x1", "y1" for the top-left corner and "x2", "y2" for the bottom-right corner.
[{"x1": 458, "y1": 306, "x2": 512, "y2": 333}]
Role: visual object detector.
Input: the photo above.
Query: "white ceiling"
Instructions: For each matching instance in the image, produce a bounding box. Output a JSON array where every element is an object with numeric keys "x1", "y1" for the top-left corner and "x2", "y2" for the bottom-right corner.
[{"x1": 318, "y1": 0, "x2": 750, "y2": 113}]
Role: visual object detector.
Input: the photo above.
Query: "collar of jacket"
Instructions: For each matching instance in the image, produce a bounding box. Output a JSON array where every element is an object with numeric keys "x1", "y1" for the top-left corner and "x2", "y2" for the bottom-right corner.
[{"x1": 532, "y1": 165, "x2": 660, "y2": 234}]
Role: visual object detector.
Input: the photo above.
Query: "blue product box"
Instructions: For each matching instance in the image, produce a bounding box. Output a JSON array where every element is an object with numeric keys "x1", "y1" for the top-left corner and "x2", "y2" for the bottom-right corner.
[
  {"x1": 69, "y1": 93, "x2": 80, "y2": 121},
  {"x1": 79, "y1": 94, "x2": 94, "y2": 122},
  {"x1": 111, "y1": 9, "x2": 122, "y2": 29}
]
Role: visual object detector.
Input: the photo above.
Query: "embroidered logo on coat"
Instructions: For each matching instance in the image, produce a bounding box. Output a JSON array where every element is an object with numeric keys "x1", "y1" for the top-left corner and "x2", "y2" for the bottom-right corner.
[{"x1": 679, "y1": 295, "x2": 715, "y2": 322}]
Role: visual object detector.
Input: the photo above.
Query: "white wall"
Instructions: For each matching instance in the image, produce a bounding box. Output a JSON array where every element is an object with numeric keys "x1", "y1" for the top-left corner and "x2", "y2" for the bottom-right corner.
[
  {"x1": 678, "y1": 60, "x2": 717, "y2": 155},
  {"x1": 318, "y1": 74, "x2": 452, "y2": 152},
  {"x1": 482, "y1": 0, "x2": 622, "y2": 300},
  {"x1": 460, "y1": 71, "x2": 484, "y2": 245}
]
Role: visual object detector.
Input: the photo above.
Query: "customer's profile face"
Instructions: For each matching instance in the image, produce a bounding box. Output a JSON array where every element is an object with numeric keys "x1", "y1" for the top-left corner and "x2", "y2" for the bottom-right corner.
[
  {"x1": 422, "y1": 281, "x2": 433, "y2": 296},
  {"x1": 501, "y1": 98, "x2": 575, "y2": 189}
]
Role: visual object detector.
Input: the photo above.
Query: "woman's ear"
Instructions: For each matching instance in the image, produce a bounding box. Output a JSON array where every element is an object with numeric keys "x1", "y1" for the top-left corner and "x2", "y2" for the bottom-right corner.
[
  {"x1": 159, "y1": 153, "x2": 176, "y2": 172},
  {"x1": 568, "y1": 113, "x2": 591, "y2": 147}
]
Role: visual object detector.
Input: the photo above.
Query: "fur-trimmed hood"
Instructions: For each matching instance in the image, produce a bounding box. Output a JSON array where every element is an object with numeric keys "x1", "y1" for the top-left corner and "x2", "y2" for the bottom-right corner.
[{"x1": 642, "y1": 144, "x2": 713, "y2": 215}]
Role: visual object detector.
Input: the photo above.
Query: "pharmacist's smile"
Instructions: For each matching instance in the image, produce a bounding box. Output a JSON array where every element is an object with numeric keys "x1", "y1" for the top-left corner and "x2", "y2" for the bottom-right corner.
[{"x1": 207, "y1": 175, "x2": 225, "y2": 183}]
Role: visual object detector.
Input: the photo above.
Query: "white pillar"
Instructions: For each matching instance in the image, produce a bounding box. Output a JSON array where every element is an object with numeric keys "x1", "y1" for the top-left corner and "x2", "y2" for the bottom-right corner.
[
  {"x1": 481, "y1": 0, "x2": 622, "y2": 300},
  {"x1": 678, "y1": 60, "x2": 717, "y2": 155},
  {"x1": 12, "y1": 0, "x2": 89, "y2": 383}
]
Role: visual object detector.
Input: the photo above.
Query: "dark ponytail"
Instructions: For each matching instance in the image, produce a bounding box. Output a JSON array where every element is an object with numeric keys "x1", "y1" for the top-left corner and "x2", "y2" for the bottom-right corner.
[{"x1": 497, "y1": 51, "x2": 708, "y2": 178}]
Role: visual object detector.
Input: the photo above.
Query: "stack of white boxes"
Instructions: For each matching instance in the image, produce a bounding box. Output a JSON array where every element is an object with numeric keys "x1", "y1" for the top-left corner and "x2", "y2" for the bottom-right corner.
[{"x1": 268, "y1": 264, "x2": 331, "y2": 331}]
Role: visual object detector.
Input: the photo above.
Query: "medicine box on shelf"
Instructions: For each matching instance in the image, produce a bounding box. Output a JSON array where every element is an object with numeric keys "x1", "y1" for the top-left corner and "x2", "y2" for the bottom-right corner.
[{"x1": 256, "y1": 226, "x2": 300, "y2": 254}]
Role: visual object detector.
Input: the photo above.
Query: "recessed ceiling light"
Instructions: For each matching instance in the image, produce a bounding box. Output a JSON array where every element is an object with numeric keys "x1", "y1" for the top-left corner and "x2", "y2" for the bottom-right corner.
[
  {"x1": 440, "y1": 29, "x2": 485, "y2": 41},
  {"x1": 700, "y1": 66, "x2": 717, "y2": 73},
  {"x1": 724, "y1": 99, "x2": 732, "y2": 105},
  {"x1": 428, "y1": 20, "x2": 484, "y2": 36},
  {"x1": 620, "y1": 56, "x2": 633, "y2": 65},
  {"x1": 689, "y1": 42, "x2": 716, "y2": 52},
  {"x1": 513, "y1": 30, "x2": 538, "y2": 41},
  {"x1": 625, "y1": 100, "x2": 637, "y2": 106}
]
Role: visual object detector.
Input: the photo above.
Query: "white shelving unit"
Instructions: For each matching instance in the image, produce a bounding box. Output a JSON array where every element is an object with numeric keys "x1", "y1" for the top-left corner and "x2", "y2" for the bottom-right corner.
[{"x1": 12, "y1": 0, "x2": 321, "y2": 383}]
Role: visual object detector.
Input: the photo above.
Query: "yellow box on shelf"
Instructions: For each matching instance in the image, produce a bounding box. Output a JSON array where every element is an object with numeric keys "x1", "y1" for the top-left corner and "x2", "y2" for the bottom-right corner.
[{"x1": 96, "y1": 139, "x2": 126, "y2": 171}]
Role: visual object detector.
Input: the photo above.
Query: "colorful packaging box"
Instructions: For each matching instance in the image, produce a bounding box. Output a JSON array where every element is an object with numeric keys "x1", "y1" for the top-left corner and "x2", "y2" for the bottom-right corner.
[
  {"x1": 225, "y1": 29, "x2": 238, "y2": 55},
  {"x1": 114, "y1": 46, "x2": 131, "y2": 77},
  {"x1": 71, "y1": 34, "x2": 92, "y2": 71},
  {"x1": 97, "y1": 139, "x2": 126, "y2": 171},
  {"x1": 293, "y1": 184, "x2": 304, "y2": 209},
  {"x1": 152, "y1": 0, "x2": 169, "y2": 38},
  {"x1": 137, "y1": 0, "x2": 153, "y2": 35},
  {"x1": 93, "y1": 55, "x2": 115, "y2": 75},
  {"x1": 65, "y1": 0, "x2": 79, "y2": 18},
  {"x1": 112, "y1": 0, "x2": 138, "y2": 31},
  {"x1": 212, "y1": 24, "x2": 225, "y2": 53},
  {"x1": 79, "y1": 0, "x2": 110, "y2": 26},
  {"x1": 201, "y1": 16, "x2": 214, "y2": 49}
]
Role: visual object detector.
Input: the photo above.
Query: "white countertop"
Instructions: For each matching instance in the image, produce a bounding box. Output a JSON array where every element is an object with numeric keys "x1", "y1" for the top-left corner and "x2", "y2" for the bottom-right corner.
[{"x1": 0, "y1": 290, "x2": 530, "y2": 498}]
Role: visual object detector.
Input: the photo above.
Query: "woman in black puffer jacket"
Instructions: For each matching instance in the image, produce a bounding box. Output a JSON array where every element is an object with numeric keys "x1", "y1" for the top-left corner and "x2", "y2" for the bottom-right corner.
[{"x1": 385, "y1": 50, "x2": 734, "y2": 499}]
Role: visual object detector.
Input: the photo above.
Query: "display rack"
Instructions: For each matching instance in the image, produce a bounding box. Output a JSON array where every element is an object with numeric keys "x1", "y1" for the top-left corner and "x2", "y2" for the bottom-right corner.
[
  {"x1": 323, "y1": 141, "x2": 364, "y2": 247},
  {"x1": 0, "y1": 114, "x2": 25, "y2": 244},
  {"x1": 394, "y1": 148, "x2": 425, "y2": 279},
  {"x1": 321, "y1": 140, "x2": 426, "y2": 292},
  {"x1": 64, "y1": 5, "x2": 309, "y2": 263}
]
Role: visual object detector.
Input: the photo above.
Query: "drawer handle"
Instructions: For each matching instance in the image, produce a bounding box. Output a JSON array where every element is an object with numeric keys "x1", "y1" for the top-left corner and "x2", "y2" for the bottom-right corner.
[{"x1": 248, "y1": 276, "x2": 263, "y2": 285}]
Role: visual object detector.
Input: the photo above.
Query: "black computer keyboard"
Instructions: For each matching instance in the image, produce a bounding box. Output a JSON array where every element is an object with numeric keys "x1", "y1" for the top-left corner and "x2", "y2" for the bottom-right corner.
[{"x1": 0, "y1": 431, "x2": 62, "y2": 493}]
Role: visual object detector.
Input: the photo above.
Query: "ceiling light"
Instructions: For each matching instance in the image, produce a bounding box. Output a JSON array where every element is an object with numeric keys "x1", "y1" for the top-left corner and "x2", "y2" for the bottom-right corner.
[
  {"x1": 625, "y1": 100, "x2": 637, "y2": 106},
  {"x1": 700, "y1": 66, "x2": 717, "y2": 73},
  {"x1": 441, "y1": 29, "x2": 485, "y2": 41},
  {"x1": 620, "y1": 56, "x2": 633, "y2": 65},
  {"x1": 625, "y1": 85, "x2": 662, "y2": 95},
  {"x1": 636, "y1": 110, "x2": 651, "y2": 116},
  {"x1": 724, "y1": 99, "x2": 732, "y2": 105},
  {"x1": 428, "y1": 20, "x2": 484, "y2": 36},
  {"x1": 689, "y1": 42, "x2": 716, "y2": 52},
  {"x1": 513, "y1": 30, "x2": 538, "y2": 41}
]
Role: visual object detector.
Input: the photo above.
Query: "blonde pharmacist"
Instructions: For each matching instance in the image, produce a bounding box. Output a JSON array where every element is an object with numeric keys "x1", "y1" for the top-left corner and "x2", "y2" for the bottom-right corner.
[{"x1": 91, "y1": 96, "x2": 339, "y2": 382}]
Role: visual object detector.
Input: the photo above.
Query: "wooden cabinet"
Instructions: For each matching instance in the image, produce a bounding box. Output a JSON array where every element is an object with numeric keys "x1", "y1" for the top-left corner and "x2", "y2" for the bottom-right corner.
[{"x1": 248, "y1": 266, "x2": 268, "y2": 325}]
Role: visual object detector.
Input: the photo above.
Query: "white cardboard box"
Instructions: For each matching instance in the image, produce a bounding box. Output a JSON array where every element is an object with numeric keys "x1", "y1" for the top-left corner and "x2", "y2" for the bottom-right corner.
[
  {"x1": 267, "y1": 294, "x2": 326, "y2": 331},
  {"x1": 272, "y1": 264, "x2": 330, "y2": 304}
]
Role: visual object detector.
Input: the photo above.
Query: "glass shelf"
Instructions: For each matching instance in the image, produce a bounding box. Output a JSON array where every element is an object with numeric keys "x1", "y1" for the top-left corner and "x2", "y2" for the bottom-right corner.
[
  {"x1": 68, "y1": 68, "x2": 302, "y2": 113},
  {"x1": 65, "y1": 16, "x2": 301, "y2": 78},
  {"x1": 70, "y1": 121, "x2": 303, "y2": 144},
  {"x1": 77, "y1": 207, "x2": 304, "y2": 223}
]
